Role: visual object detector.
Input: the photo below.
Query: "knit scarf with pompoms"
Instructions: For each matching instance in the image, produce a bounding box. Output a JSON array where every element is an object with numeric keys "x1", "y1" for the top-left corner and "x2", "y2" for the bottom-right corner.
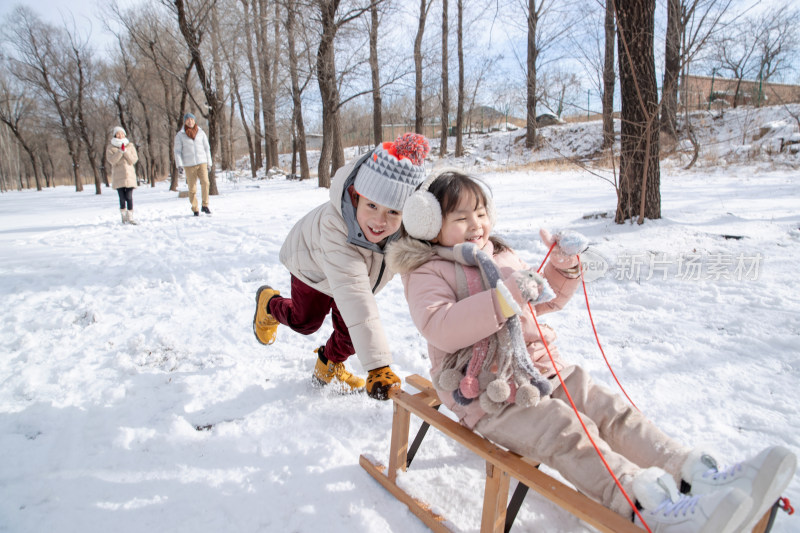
[{"x1": 432, "y1": 242, "x2": 552, "y2": 413}]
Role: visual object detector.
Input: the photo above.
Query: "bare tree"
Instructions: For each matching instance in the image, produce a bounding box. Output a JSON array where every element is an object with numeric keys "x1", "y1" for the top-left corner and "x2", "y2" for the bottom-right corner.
[
  {"x1": 753, "y1": 5, "x2": 800, "y2": 86},
  {"x1": 5, "y1": 8, "x2": 85, "y2": 191},
  {"x1": 439, "y1": 0, "x2": 449, "y2": 155},
  {"x1": 109, "y1": 4, "x2": 193, "y2": 189},
  {"x1": 315, "y1": 0, "x2": 374, "y2": 186},
  {"x1": 285, "y1": 0, "x2": 311, "y2": 180},
  {"x1": 210, "y1": 5, "x2": 232, "y2": 171},
  {"x1": 239, "y1": 0, "x2": 264, "y2": 171},
  {"x1": 660, "y1": 0, "x2": 681, "y2": 138},
  {"x1": 171, "y1": 0, "x2": 220, "y2": 195},
  {"x1": 602, "y1": 0, "x2": 615, "y2": 148},
  {"x1": 368, "y1": 0, "x2": 383, "y2": 145},
  {"x1": 414, "y1": 0, "x2": 434, "y2": 134},
  {"x1": 567, "y1": 0, "x2": 615, "y2": 147},
  {"x1": 661, "y1": 0, "x2": 733, "y2": 138},
  {"x1": 0, "y1": 72, "x2": 43, "y2": 190},
  {"x1": 614, "y1": 0, "x2": 661, "y2": 224},
  {"x1": 524, "y1": 0, "x2": 541, "y2": 149},
  {"x1": 254, "y1": 0, "x2": 280, "y2": 169},
  {"x1": 454, "y1": 0, "x2": 465, "y2": 156},
  {"x1": 519, "y1": 0, "x2": 574, "y2": 149}
]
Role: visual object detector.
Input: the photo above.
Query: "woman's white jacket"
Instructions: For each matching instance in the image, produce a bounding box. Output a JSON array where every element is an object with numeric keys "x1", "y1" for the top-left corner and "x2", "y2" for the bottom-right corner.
[{"x1": 174, "y1": 128, "x2": 212, "y2": 169}]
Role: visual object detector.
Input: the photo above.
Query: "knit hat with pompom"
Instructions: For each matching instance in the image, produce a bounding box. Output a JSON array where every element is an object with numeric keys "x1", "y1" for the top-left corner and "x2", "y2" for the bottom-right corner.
[{"x1": 354, "y1": 133, "x2": 430, "y2": 211}]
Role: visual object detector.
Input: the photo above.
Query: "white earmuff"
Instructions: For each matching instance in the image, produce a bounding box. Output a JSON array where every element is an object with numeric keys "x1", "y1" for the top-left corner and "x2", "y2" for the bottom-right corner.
[
  {"x1": 403, "y1": 168, "x2": 497, "y2": 241},
  {"x1": 402, "y1": 173, "x2": 442, "y2": 240}
]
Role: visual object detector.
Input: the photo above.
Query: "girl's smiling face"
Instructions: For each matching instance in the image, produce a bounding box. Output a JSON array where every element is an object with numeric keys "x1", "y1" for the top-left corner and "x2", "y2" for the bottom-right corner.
[
  {"x1": 355, "y1": 196, "x2": 403, "y2": 244},
  {"x1": 433, "y1": 190, "x2": 492, "y2": 249}
]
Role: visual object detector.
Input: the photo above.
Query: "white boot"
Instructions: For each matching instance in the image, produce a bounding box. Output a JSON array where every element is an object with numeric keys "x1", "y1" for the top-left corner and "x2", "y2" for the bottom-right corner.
[
  {"x1": 682, "y1": 446, "x2": 797, "y2": 532},
  {"x1": 126, "y1": 209, "x2": 137, "y2": 225},
  {"x1": 632, "y1": 467, "x2": 751, "y2": 533},
  {"x1": 120, "y1": 209, "x2": 128, "y2": 224}
]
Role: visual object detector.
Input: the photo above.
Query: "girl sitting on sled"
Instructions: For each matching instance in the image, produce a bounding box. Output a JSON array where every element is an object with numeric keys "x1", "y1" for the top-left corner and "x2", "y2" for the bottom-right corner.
[{"x1": 386, "y1": 169, "x2": 795, "y2": 533}]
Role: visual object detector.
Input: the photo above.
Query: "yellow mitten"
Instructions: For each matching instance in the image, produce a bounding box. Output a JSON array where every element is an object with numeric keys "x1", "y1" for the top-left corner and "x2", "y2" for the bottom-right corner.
[{"x1": 366, "y1": 366, "x2": 401, "y2": 400}]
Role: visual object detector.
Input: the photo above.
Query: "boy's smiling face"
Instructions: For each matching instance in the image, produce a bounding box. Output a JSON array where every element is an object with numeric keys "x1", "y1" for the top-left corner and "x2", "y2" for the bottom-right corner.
[{"x1": 354, "y1": 194, "x2": 403, "y2": 244}]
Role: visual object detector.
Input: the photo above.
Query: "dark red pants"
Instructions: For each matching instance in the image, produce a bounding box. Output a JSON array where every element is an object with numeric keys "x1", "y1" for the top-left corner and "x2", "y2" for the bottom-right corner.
[{"x1": 266, "y1": 275, "x2": 354, "y2": 363}]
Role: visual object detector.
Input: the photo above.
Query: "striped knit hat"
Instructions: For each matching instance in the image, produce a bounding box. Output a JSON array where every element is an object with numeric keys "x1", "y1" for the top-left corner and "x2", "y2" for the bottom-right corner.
[{"x1": 354, "y1": 133, "x2": 430, "y2": 211}]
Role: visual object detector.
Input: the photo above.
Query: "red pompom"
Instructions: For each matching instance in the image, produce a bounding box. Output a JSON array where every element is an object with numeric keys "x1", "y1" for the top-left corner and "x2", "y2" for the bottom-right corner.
[
  {"x1": 460, "y1": 376, "x2": 480, "y2": 399},
  {"x1": 392, "y1": 133, "x2": 430, "y2": 166}
]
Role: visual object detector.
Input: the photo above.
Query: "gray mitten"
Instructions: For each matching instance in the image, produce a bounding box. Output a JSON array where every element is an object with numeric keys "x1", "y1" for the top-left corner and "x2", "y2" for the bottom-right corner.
[
  {"x1": 510, "y1": 269, "x2": 556, "y2": 305},
  {"x1": 540, "y1": 228, "x2": 588, "y2": 269}
]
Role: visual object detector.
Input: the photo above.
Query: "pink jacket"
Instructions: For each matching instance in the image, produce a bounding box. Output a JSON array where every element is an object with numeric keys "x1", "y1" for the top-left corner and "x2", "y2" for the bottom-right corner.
[{"x1": 387, "y1": 237, "x2": 580, "y2": 428}]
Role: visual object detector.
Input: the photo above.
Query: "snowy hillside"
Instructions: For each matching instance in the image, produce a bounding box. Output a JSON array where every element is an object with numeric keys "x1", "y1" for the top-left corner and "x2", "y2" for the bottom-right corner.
[{"x1": 1, "y1": 106, "x2": 798, "y2": 532}]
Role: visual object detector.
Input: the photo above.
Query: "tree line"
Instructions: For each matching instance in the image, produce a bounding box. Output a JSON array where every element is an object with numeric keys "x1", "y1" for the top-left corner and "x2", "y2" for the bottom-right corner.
[{"x1": 1, "y1": 0, "x2": 797, "y2": 223}]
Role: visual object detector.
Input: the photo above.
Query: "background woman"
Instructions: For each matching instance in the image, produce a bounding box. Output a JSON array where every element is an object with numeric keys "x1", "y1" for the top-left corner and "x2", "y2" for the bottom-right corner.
[{"x1": 106, "y1": 126, "x2": 139, "y2": 224}]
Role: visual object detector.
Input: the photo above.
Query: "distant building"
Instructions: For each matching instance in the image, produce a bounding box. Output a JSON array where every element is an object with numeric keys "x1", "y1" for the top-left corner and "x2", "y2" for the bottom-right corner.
[
  {"x1": 305, "y1": 134, "x2": 323, "y2": 150},
  {"x1": 681, "y1": 74, "x2": 800, "y2": 109}
]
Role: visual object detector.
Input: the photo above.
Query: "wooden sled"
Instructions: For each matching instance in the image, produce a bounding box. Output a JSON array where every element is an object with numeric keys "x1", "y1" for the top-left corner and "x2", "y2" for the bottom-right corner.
[{"x1": 360, "y1": 374, "x2": 779, "y2": 533}]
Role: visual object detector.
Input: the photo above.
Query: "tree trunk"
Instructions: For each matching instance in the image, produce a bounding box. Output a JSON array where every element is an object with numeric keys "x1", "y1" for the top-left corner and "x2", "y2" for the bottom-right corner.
[
  {"x1": 241, "y1": 0, "x2": 264, "y2": 170},
  {"x1": 316, "y1": 0, "x2": 344, "y2": 187},
  {"x1": 602, "y1": 0, "x2": 616, "y2": 149},
  {"x1": 146, "y1": 40, "x2": 182, "y2": 190},
  {"x1": 256, "y1": 0, "x2": 279, "y2": 169},
  {"x1": 286, "y1": 0, "x2": 310, "y2": 179},
  {"x1": 271, "y1": 0, "x2": 281, "y2": 166},
  {"x1": 615, "y1": 0, "x2": 661, "y2": 224},
  {"x1": 72, "y1": 47, "x2": 102, "y2": 194},
  {"x1": 233, "y1": 72, "x2": 256, "y2": 178},
  {"x1": 414, "y1": 0, "x2": 430, "y2": 134},
  {"x1": 369, "y1": 0, "x2": 383, "y2": 146},
  {"x1": 0, "y1": 123, "x2": 42, "y2": 190},
  {"x1": 660, "y1": 0, "x2": 680, "y2": 138},
  {"x1": 455, "y1": 0, "x2": 464, "y2": 157},
  {"x1": 211, "y1": 7, "x2": 232, "y2": 171},
  {"x1": 525, "y1": 0, "x2": 539, "y2": 149},
  {"x1": 440, "y1": 0, "x2": 449, "y2": 156}
]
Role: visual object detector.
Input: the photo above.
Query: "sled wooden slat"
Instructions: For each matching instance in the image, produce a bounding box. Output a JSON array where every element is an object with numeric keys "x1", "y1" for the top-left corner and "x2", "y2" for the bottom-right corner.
[
  {"x1": 359, "y1": 455, "x2": 450, "y2": 533},
  {"x1": 360, "y1": 374, "x2": 641, "y2": 533}
]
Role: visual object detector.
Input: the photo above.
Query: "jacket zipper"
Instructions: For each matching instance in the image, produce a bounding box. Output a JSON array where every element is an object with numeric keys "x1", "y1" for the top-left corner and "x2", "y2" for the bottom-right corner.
[{"x1": 372, "y1": 260, "x2": 386, "y2": 293}]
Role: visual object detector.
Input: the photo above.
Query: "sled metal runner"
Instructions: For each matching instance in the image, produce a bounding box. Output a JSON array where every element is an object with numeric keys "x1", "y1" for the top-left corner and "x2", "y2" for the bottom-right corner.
[{"x1": 360, "y1": 374, "x2": 778, "y2": 533}]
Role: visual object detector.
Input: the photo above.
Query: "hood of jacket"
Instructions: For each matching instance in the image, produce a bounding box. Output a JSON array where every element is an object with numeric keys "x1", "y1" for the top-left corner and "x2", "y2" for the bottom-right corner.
[{"x1": 385, "y1": 235, "x2": 438, "y2": 275}]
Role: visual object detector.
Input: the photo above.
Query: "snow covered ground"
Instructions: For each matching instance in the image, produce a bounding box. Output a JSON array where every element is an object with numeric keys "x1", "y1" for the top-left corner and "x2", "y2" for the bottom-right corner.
[{"x1": 1, "y1": 106, "x2": 799, "y2": 532}]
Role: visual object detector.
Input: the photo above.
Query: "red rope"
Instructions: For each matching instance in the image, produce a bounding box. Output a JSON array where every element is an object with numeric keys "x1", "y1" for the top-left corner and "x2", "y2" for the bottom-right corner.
[
  {"x1": 528, "y1": 302, "x2": 651, "y2": 531},
  {"x1": 537, "y1": 241, "x2": 556, "y2": 272},
  {"x1": 536, "y1": 247, "x2": 640, "y2": 410},
  {"x1": 577, "y1": 256, "x2": 640, "y2": 412},
  {"x1": 533, "y1": 245, "x2": 648, "y2": 528}
]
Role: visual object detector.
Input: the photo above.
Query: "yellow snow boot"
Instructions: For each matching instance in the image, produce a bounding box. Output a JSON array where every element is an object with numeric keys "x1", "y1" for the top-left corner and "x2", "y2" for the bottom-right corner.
[
  {"x1": 312, "y1": 347, "x2": 366, "y2": 392},
  {"x1": 253, "y1": 285, "x2": 280, "y2": 345}
]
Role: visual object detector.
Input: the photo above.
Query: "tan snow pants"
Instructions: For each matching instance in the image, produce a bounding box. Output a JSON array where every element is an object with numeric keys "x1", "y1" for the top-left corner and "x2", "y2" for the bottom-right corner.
[
  {"x1": 185, "y1": 163, "x2": 209, "y2": 212},
  {"x1": 475, "y1": 365, "x2": 691, "y2": 516}
]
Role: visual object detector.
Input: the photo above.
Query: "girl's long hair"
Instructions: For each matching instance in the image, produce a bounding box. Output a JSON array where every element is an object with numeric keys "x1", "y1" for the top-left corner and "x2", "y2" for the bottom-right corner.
[{"x1": 427, "y1": 170, "x2": 509, "y2": 253}]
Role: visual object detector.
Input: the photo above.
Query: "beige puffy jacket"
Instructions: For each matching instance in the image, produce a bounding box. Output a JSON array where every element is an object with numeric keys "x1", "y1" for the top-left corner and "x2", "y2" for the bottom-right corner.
[
  {"x1": 106, "y1": 142, "x2": 138, "y2": 189},
  {"x1": 278, "y1": 152, "x2": 398, "y2": 371}
]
